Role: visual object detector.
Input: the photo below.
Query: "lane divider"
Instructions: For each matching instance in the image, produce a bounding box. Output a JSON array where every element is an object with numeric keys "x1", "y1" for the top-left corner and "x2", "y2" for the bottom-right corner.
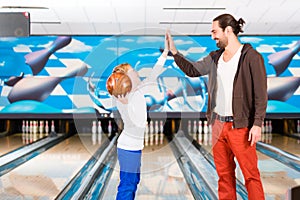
[
  {"x1": 0, "y1": 133, "x2": 70, "y2": 176},
  {"x1": 56, "y1": 134, "x2": 117, "y2": 200},
  {"x1": 257, "y1": 141, "x2": 300, "y2": 172},
  {"x1": 169, "y1": 131, "x2": 218, "y2": 200}
]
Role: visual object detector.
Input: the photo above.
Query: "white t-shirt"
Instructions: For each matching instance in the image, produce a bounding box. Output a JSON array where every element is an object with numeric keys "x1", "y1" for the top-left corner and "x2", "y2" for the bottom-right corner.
[{"x1": 215, "y1": 45, "x2": 243, "y2": 116}]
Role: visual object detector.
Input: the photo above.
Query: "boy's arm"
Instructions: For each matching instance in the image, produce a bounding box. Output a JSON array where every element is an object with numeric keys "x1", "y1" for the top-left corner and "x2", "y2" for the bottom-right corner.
[{"x1": 142, "y1": 51, "x2": 167, "y2": 84}]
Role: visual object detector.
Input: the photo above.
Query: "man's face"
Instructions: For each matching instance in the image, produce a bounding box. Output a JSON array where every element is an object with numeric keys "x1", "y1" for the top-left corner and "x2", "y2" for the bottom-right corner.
[{"x1": 211, "y1": 21, "x2": 228, "y2": 49}]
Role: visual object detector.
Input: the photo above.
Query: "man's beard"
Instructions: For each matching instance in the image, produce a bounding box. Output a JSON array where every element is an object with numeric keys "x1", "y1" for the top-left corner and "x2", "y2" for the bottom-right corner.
[{"x1": 216, "y1": 39, "x2": 227, "y2": 49}]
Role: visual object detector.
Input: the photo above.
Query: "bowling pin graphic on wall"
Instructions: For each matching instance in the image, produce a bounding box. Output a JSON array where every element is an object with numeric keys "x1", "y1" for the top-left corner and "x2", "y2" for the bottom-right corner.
[
  {"x1": 268, "y1": 40, "x2": 300, "y2": 76},
  {"x1": 6, "y1": 36, "x2": 88, "y2": 103},
  {"x1": 7, "y1": 64, "x2": 88, "y2": 103},
  {"x1": 25, "y1": 36, "x2": 72, "y2": 75}
]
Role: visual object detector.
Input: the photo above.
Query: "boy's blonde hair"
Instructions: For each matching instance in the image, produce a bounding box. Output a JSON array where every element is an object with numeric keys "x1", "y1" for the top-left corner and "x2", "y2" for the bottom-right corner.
[
  {"x1": 112, "y1": 63, "x2": 133, "y2": 74},
  {"x1": 106, "y1": 63, "x2": 133, "y2": 97}
]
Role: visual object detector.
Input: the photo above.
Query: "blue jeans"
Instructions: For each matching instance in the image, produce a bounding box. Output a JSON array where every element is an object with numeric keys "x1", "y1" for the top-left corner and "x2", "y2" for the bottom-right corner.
[{"x1": 116, "y1": 148, "x2": 142, "y2": 200}]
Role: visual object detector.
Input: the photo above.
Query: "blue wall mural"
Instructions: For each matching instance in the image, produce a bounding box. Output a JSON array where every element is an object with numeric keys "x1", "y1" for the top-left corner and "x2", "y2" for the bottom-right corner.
[{"x1": 0, "y1": 35, "x2": 299, "y2": 116}]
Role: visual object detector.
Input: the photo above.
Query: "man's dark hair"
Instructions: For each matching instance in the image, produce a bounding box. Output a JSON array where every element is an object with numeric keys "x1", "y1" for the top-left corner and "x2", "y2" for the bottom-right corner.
[{"x1": 213, "y1": 14, "x2": 245, "y2": 35}]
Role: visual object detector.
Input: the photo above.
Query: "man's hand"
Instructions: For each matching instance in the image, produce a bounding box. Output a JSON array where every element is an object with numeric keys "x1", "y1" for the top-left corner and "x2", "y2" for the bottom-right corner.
[
  {"x1": 162, "y1": 31, "x2": 169, "y2": 58},
  {"x1": 166, "y1": 30, "x2": 177, "y2": 55},
  {"x1": 116, "y1": 94, "x2": 129, "y2": 104},
  {"x1": 248, "y1": 125, "x2": 262, "y2": 146}
]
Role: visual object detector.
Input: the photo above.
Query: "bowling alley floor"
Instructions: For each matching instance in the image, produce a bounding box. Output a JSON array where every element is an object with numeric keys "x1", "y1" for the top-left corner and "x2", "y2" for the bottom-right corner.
[
  {"x1": 201, "y1": 132, "x2": 300, "y2": 200},
  {"x1": 102, "y1": 138, "x2": 194, "y2": 199},
  {"x1": 0, "y1": 133, "x2": 104, "y2": 199},
  {"x1": 0, "y1": 132, "x2": 300, "y2": 199}
]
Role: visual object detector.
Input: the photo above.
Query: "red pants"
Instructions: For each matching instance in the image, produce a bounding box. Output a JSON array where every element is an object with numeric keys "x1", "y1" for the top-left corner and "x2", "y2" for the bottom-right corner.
[{"x1": 212, "y1": 119, "x2": 265, "y2": 200}]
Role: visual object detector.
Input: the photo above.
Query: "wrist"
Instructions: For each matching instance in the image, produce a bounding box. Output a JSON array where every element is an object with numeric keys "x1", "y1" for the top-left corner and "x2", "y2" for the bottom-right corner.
[
  {"x1": 162, "y1": 50, "x2": 168, "y2": 57},
  {"x1": 170, "y1": 49, "x2": 177, "y2": 55}
]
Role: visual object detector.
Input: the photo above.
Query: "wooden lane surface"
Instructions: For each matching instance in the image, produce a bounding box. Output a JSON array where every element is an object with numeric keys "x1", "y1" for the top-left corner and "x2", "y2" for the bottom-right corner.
[
  {"x1": 102, "y1": 138, "x2": 194, "y2": 199},
  {"x1": 0, "y1": 133, "x2": 107, "y2": 199}
]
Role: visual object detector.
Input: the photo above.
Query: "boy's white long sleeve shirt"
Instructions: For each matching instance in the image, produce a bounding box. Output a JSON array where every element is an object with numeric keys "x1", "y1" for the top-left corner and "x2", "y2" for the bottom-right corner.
[{"x1": 101, "y1": 54, "x2": 167, "y2": 150}]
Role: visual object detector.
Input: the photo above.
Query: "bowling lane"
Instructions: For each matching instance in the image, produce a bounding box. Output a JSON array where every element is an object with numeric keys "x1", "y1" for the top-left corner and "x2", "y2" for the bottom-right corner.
[
  {"x1": 0, "y1": 133, "x2": 40, "y2": 156},
  {"x1": 198, "y1": 133, "x2": 300, "y2": 200},
  {"x1": 261, "y1": 133, "x2": 300, "y2": 156},
  {"x1": 0, "y1": 133, "x2": 106, "y2": 199},
  {"x1": 254, "y1": 151, "x2": 300, "y2": 199},
  {"x1": 102, "y1": 137, "x2": 194, "y2": 199}
]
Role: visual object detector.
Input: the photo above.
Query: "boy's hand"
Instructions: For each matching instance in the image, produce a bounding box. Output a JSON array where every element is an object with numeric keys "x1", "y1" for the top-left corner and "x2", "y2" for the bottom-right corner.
[{"x1": 117, "y1": 94, "x2": 129, "y2": 104}]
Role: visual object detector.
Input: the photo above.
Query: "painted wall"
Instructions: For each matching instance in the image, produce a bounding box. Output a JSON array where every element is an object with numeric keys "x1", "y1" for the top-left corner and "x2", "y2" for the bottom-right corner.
[{"x1": 0, "y1": 35, "x2": 299, "y2": 116}]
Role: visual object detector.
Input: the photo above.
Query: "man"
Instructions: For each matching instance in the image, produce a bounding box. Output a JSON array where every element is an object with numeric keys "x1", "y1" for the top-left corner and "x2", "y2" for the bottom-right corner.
[{"x1": 166, "y1": 13, "x2": 267, "y2": 200}]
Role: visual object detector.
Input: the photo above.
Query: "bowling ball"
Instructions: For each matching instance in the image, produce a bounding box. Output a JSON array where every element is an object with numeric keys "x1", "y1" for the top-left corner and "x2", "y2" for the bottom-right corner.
[{"x1": 106, "y1": 72, "x2": 132, "y2": 97}]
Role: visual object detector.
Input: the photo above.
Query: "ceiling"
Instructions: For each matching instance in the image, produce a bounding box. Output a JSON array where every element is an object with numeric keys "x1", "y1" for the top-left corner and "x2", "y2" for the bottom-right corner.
[{"x1": 0, "y1": 0, "x2": 299, "y2": 36}]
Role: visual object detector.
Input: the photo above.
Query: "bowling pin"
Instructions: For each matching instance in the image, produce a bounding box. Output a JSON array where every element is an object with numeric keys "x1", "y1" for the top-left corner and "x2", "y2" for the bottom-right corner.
[
  {"x1": 45, "y1": 120, "x2": 49, "y2": 136},
  {"x1": 39, "y1": 120, "x2": 44, "y2": 134},
  {"x1": 188, "y1": 120, "x2": 191, "y2": 136},
  {"x1": 262, "y1": 121, "x2": 265, "y2": 133},
  {"x1": 268, "y1": 120, "x2": 272, "y2": 133},
  {"x1": 22, "y1": 120, "x2": 26, "y2": 134},
  {"x1": 92, "y1": 121, "x2": 97, "y2": 134},
  {"x1": 51, "y1": 120, "x2": 55, "y2": 133},
  {"x1": 203, "y1": 121, "x2": 208, "y2": 146},
  {"x1": 33, "y1": 120, "x2": 37, "y2": 134},
  {"x1": 145, "y1": 121, "x2": 149, "y2": 146},
  {"x1": 198, "y1": 120, "x2": 202, "y2": 144},
  {"x1": 25, "y1": 120, "x2": 29, "y2": 133},
  {"x1": 297, "y1": 120, "x2": 300, "y2": 133},
  {"x1": 193, "y1": 120, "x2": 197, "y2": 140},
  {"x1": 38, "y1": 121, "x2": 42, "y2": 139},
  {"x1": 265, "y1": 121, "x2": 269, "y2": 133},
  {"x1": 155, "y1": 121, "x2": 159, "y2": 145},
  {"x1": 149, "y1": 120, "x2": 154, "y2": 146},
  {"x1": 159, "y1": 120, "x2": 164, "y2": 145},
  {"x1": 29, "y1": 121, "x2": 33, "y2": 134},
  {"x1": 108, "y1": 120, "x2": 112, "y2": 137}
]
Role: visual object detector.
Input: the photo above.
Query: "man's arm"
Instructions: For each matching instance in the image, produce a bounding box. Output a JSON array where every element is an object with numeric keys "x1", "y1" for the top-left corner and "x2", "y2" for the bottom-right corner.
[
  {"x1": 166, "y1": 30, "x2": 213, "y2": 77},
  {"x1": 251, "y1": 52, "x2": 268, "y2": 127},
  {"x1": 248, "y1": 51, "x2": 268, "y2": 146}
]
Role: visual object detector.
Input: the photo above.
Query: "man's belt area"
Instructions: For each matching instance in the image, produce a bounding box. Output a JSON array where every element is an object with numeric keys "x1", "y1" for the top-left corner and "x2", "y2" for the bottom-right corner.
[{"x1": 214, "y1": 113, "x2": 234, "y2": 122}]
